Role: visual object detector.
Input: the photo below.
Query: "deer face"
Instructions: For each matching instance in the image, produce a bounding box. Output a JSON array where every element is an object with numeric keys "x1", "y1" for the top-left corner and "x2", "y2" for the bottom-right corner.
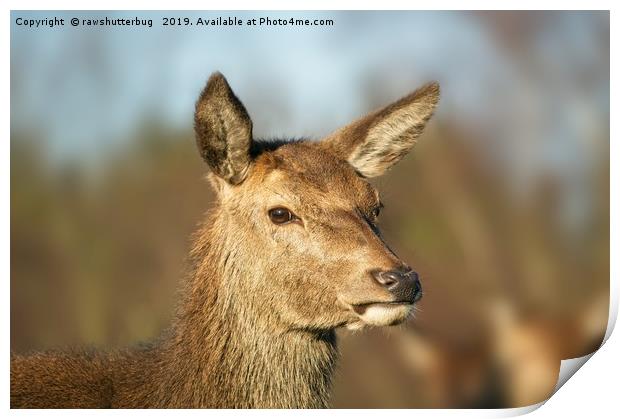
[{"x1": 194, "y1": 73, "x2": 439, "y2": 331}]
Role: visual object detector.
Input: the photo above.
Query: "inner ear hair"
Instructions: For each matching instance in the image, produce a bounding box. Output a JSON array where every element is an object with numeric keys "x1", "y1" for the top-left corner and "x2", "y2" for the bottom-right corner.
[{"x1": 320, "y1": 81, "x2": 440, "y2": 178}]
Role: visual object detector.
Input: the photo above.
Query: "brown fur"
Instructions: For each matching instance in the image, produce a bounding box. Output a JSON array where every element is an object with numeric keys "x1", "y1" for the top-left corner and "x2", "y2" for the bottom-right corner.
[{"x1": 11, "y1": 72, "x2": 439, "y2": 408}]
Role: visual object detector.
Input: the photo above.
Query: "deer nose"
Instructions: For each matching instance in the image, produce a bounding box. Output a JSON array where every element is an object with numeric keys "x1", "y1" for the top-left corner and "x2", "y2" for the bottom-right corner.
[{"x1": 372, "y1": 268, "x2": 423, "y2": 303}]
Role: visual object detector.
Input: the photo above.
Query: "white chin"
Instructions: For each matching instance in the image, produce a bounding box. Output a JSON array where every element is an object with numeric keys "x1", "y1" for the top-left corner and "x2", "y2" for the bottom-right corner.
[{"x1": 351, "y1": 303, "x2": 414, "y2": 328}]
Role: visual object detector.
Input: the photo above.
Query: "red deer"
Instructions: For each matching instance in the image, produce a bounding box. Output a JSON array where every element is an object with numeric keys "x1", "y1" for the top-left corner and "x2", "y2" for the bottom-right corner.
[{"x1": 11, "y1": 72, "x2": 439, "y2": 408}]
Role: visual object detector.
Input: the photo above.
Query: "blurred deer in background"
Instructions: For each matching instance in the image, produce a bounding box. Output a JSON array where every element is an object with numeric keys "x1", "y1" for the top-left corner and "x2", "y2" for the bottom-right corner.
[{"x1": 11, "y1": 72, "x2": 439, "y2": 408}]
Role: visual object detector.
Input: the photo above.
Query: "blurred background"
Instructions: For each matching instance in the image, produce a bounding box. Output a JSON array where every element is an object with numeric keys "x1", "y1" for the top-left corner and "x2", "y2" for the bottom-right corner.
[{"x1": 11, "y1": 11, "x2": 609, "y2": 408}]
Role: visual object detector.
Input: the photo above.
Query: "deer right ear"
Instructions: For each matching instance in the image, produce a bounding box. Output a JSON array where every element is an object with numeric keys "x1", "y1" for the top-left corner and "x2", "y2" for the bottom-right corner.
[
  {"x1": 194, "y1": 72, "x2": 253, "y2": 185},
  {"x1": 319, "y1": 82, "x2": 440, "y2": 178}
]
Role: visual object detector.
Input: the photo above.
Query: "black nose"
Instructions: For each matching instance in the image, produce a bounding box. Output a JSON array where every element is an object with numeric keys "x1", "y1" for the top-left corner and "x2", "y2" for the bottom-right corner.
[{"x1": 372, "y1": 268, "x2": 422, "y2": 303}]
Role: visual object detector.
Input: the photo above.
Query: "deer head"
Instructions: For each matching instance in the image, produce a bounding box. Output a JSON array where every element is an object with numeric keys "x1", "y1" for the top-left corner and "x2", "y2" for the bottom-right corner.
[{"x1": 194, "y1": 72, "x2": 439, "y2": 331}]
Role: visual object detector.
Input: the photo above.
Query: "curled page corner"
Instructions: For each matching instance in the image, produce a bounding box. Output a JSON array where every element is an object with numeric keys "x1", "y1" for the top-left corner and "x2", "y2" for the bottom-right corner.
[
  {"x1": 510, "y1": 293, "x2": 616, "y2": 415},
  {"x1": 495, "y1": 354, "x2": 596, "y2": 417},
  {"x1": 554, "y1": 353, "x2": 595, "y2": 394},
  {"x1": 545, "y1": 288, "x2": 617, "y2": 408}
]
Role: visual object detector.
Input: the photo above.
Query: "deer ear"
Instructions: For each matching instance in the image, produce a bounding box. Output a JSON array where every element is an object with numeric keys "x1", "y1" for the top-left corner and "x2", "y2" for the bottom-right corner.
[
  {"x1": 194, "y1": 72, "x2": 253, "y2": 185},
  {"x1": 320, "y1": 82, "x2": 440, "y2": 178}
]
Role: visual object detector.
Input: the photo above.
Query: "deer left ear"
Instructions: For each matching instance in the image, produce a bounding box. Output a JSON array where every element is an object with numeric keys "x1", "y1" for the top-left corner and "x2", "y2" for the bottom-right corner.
[
  {"x1": 194, "y1": 72, "x2": 253, "y2": 185},
  {"x1": 320, "y1": 82, "x2": 440, "y2": 178}
]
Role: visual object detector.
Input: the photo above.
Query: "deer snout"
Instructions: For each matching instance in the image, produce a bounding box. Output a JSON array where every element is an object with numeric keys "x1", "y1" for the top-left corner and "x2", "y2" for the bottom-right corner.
[{"x1": 372, "y1": 267, "x2": 422, "y2": 304}]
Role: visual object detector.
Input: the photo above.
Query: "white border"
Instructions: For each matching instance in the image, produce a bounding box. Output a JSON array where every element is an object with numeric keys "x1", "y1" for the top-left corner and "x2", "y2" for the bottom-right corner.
[{"x1": 3, "y1": 2, "x2": 616, "y2": 417}]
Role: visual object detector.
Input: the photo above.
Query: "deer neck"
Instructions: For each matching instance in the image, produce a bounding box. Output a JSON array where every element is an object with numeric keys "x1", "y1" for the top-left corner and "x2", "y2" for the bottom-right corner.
[{"x1": 160, "y1": 223, "x2": 338, "y2": 408}]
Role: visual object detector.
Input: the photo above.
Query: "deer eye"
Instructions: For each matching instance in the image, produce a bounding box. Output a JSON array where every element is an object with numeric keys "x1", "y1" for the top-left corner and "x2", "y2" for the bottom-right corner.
[
  {"x1": 372, "y1": 203, "x2": 383, "y2": 219},
  {"x1": 268, "y1": 207, "x2": 295, "y2": 225}
]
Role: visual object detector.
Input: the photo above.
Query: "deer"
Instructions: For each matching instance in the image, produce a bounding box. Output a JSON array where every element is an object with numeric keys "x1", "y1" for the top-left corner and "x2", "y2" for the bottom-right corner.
[{"x1": 11, "y1": 72, "x2": 440, "y2": 408}]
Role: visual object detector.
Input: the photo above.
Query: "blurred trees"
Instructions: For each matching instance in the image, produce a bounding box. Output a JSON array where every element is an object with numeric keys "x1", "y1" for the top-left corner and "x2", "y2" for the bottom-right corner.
[{"x1": 11, "y1": 125, "x2": 211, "y2": 350}]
